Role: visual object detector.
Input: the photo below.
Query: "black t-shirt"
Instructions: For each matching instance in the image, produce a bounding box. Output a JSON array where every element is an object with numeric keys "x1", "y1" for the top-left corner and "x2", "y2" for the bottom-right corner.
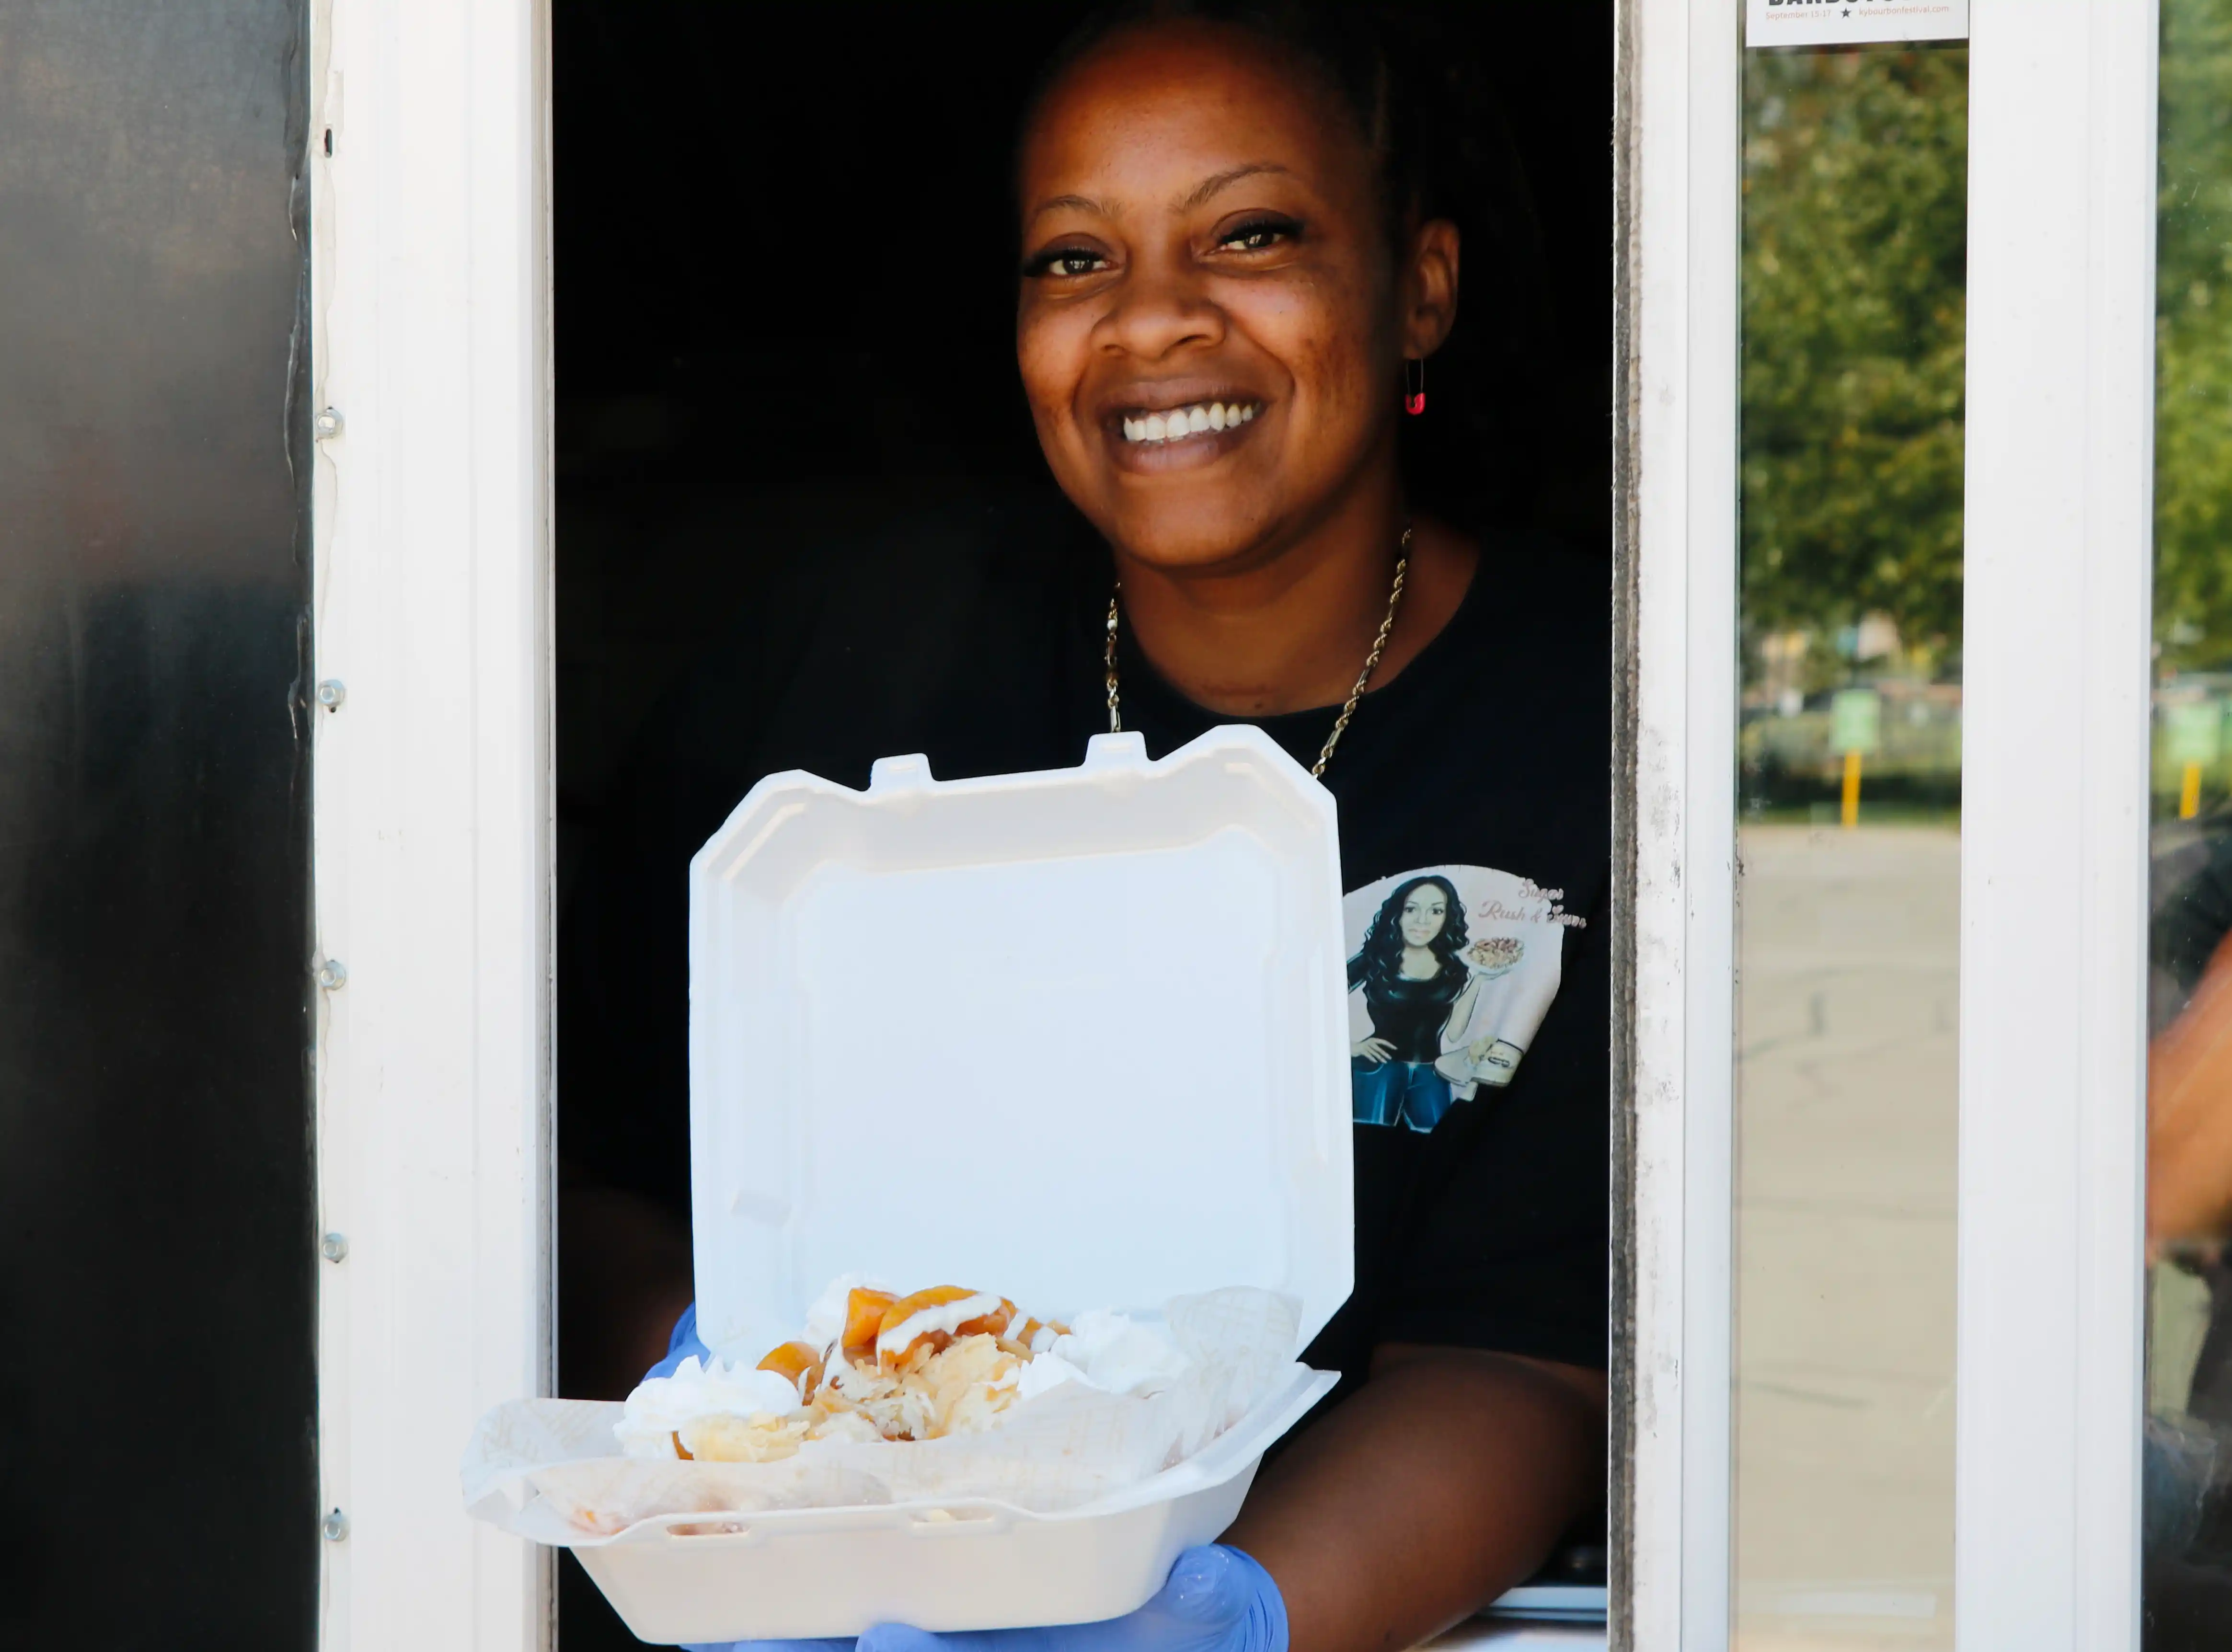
[{"x1": 561, "y1": 497, "x2": 1611, "y2": 1400}]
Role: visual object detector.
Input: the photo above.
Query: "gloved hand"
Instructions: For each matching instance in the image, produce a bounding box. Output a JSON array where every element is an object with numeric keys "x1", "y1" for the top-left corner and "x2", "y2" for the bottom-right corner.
[
  {"x1": 854, "y1": 1546, "x2": 1287, "y2": 1652},
  {"x1": 678, "y1": 1544, "x2": 1285, "y2": 1652},
  {"x1": 650, "y1": 1300, "x2": 712, "y2": 1379}
]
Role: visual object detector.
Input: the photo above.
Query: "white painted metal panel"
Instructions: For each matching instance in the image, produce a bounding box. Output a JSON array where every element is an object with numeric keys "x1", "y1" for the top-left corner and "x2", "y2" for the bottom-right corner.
[
  {"x1": 309, "y1": 0, "x2": 555, "y2": 1648},
  {"x1": 1957, "y1": 2, "x2": 2158, "y2": 1647}
]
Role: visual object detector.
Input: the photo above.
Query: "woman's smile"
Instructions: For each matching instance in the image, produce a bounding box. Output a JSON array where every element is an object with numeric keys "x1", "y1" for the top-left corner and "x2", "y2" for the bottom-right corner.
[
  {"x1": 1117, "y1": 399, "x2": 1258, "y2": 444},
  {"x1": 1109, "y1": 397, "x2": 1265, "y2": 472}
]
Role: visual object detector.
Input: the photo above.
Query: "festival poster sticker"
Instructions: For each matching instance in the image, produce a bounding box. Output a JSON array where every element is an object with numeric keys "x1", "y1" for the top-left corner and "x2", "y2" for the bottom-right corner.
[{"x1": 1747, "y1": 0, "x2": 1968, "y2": 48}]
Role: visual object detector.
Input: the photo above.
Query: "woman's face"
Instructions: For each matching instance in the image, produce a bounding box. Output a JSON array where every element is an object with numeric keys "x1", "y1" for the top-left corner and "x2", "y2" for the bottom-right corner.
[
  {"x1": 1015, "y1": 24, "x2": 1446, "y2": 572},
  {"x1": 1400, "y1": 888, "x2": 1448, "y2": 949}
]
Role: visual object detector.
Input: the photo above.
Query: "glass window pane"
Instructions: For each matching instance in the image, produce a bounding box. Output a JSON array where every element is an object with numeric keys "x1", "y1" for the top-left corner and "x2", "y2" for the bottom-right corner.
[
  {"x1": 2144, "y1": 6, "x2": 2232, "y2": 1647},
  {"x1": 1734, "y1": 40, "x2": 1969, "y2": 1650}
]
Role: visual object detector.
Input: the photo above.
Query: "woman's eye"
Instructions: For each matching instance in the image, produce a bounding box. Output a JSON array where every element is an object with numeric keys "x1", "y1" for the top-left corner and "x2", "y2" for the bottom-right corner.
[
  {"x1": 1028, "y1": 248, "x2": 1109, "y2": 278},
  {"x1": 1217, "y1": 218, "x2": 1300, "y2": 253}
]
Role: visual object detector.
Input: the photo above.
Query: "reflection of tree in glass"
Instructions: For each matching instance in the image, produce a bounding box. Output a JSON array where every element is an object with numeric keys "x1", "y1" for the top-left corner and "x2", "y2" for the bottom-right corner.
[
  {"x1": 1740, "y1": 46, "x2": 1968, "y2": 679},
  {"x1": 2155, "y1": 0, "x2": 2232, "y2": 677}
]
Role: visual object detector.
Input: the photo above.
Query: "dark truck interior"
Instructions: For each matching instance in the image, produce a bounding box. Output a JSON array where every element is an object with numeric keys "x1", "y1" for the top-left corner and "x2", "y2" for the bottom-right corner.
[{"x1": 552, "y1": 5, "x2": 1614, "y2": 1641}]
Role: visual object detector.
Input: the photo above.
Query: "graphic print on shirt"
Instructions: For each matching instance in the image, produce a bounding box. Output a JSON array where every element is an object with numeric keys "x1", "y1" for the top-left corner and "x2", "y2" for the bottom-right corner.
[{"x1": 1344, "y1": 865, "x2": 1573, "y2": 1132}]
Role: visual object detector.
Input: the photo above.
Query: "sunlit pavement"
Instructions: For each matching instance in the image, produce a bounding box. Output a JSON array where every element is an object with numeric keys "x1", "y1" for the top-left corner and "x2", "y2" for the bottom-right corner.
[{"x1": 1733, "y1": 824, "x2": 1960, "y2": 1651}]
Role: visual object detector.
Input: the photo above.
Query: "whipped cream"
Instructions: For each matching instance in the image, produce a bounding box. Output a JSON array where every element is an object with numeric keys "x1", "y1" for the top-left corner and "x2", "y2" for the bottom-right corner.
[
  {"x1": 1050, "y1": 1310, "x2": 1193, "y2": 1396},
  {"x1": 1003, "y1": 1311, "x2": 1193, "y2": 1403},
  {"x1": 614, "y1": 1355, "x2": 805, "y2": 1461},
  {"x1": 1013, "y1": 1351, "x2": 1091, "y2": 1402},
  {"x1": 803, "y1": 1271, "x2": 897, "y2": 1351},
  {"x1": 875, "y1": 1291, "x2": 1007, "y2": 1363}
]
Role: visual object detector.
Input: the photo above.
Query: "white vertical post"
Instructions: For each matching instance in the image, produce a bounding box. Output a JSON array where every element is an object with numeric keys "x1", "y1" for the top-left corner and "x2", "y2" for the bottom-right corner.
[
  {"x1": 309, "y1": 0, "x2": 554, "y2": 1648},
  {"x1": 1626, "y1": 0, "x2": 1741, "y2": 1645},
  {"x1": 1957, "y1": 2, "x2": 2157, "y2": 1647}
]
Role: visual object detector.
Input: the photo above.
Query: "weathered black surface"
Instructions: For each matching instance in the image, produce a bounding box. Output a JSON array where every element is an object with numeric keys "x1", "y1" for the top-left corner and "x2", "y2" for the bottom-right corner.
[{"x1": 0, "y1": 4, "x2": 315, "y2": 1644}]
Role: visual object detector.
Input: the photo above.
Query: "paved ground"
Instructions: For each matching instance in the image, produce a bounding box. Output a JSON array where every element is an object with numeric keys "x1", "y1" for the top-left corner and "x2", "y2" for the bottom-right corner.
[{"x1": 1731, "y1": 824, "x2": 1961, "y2": 1652}]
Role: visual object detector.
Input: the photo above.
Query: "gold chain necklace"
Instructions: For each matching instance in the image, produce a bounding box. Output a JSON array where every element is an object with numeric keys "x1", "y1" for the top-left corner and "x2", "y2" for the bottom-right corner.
[{"x1": 1103, "y1": 526, "x2": 1413, "y2": 779}]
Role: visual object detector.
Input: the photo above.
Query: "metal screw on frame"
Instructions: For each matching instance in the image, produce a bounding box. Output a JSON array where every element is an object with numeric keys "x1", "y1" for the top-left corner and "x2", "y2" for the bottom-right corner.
[
  {"x1": 314, "y1": 408, "x2": 344, "y2": 439},
  {"x1": 321, "y1": 1232, "x2": 349, "y2": 1263},
  {"x1": 317, "y1": 958, "x2": 348, "y2": 990},
  {"x1": 322, "y1": 1509, "x2": 349, "y2": 1542},
  {"x1": 315, "y1": 679, "x2": 346, "y2": 710}
]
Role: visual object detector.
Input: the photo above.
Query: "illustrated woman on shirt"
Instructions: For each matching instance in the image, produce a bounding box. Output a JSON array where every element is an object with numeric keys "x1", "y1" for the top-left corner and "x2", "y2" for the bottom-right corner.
[{"x1": 1348, "y1": 874, "x2": 1482, "y2": 1132}]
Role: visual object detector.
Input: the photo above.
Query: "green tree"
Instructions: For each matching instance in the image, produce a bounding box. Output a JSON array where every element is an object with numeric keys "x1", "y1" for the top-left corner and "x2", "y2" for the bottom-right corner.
[
  {"x1": 1740, "y1": 46, "x2": 1970, "y2": 667},
  {"x1": 2155, "y1": 0, "x2": 2232, "y2": 674}
]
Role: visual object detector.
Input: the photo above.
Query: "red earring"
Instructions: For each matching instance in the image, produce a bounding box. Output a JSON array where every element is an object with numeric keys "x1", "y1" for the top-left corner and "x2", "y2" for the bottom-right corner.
[{"x1": 1404, "y1": 357, "x2": 1426, "y2": 416}]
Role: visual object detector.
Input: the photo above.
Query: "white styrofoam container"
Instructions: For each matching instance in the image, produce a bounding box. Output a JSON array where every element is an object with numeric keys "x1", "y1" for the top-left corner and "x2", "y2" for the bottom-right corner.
[
  {"x1": 554, "y1": 1365, "x2": 1338, "y2": 1644},
  {"x1": 576, "y1": 727, "x2": 1353, "y2": 1639}
]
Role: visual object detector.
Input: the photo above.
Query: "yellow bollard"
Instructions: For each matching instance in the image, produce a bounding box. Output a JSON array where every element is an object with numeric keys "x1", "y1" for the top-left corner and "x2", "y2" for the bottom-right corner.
[
  {"x1": 2183, "y1": 760, "x2": 2204, "y2": 820},
  {"x1": 1842, "y1": 749, "x2": 1863, "y2": 828}
]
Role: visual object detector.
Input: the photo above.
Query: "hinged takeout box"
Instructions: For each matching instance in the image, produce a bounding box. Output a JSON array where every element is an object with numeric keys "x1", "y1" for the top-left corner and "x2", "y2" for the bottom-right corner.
[{"x1": 469, "y1": 728, "x2": 1353, "y2": 1643}]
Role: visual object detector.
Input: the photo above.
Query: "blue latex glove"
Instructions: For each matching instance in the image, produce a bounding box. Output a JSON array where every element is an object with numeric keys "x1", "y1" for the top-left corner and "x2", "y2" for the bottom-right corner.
[
  {"x1": 856, "y1": 1546, "x2": 1287, "y2": 1652},
  {"x1": 679, "y1": 1545, "x2": 1286, "y2": 1652},
  {"x1": 651, "y1": 1300, "x2": 713, "y2": 1378}
]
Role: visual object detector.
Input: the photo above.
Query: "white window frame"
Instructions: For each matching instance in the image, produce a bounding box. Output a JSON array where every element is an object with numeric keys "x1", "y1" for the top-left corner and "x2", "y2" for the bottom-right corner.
[
  {"x1": 1622, "y1": 0, "x2": 1740, "y2": 1647},
  {"x1": 307, "y1": 1, "x2": 2164, "y2": 1649},
  {"x1": 1955, "y1": 3, "x2": 2158, "y2": 1648},
  {"x1": 1622, "y1": 1, "x2": 2164, "y2": 1648},
  {"x1": 309, "y1": 1, "x2": 554, "y2": 1649}
]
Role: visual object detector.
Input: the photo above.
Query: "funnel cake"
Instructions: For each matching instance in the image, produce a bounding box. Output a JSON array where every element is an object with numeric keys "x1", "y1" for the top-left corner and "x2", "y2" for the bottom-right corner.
[
  {"x1": 618, "y1": 1280, "x2": 1093, "y2": 1460},
  {"x1": 757, "y1": 1340, "x2": 826, "y2": 1401},
  {"x1": 839, "y1": 1287, "x2": 897, "y2": 1363}
]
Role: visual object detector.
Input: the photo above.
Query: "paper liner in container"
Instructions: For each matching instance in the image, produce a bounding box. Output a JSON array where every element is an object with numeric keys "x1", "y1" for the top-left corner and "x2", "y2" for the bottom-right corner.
[
  {"x1": 464, "y1": 1288, "x2": 1302, "y2": 1538},
  {"x1": 484, "y1": 1366, "x2": 1338, "y2": 1644}
]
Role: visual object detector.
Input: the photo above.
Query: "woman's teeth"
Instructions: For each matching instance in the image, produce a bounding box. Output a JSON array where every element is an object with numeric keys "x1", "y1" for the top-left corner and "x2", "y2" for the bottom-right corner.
[{"x1": 1119, "y1": 402, "x2": 1258, "y2": 443}]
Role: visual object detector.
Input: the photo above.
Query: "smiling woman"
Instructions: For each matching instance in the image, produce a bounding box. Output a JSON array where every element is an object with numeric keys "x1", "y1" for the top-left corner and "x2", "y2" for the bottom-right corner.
[
  {"x1": 553, "y1": 4, "x2": 1613, "y2": 1649},
  {"x1": 1012, "y1": 12, "x2": 1474, "y2": 721}
]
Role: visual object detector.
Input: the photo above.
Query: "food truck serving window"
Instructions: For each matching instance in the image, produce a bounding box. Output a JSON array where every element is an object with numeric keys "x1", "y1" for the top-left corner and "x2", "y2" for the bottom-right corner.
[
  {"x1": 549, "y1": 6, "x2": 1615, "y2": 1644},
  {"x1": 296, "y1": 1, "x2": 2183, "y2": 1649}
]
